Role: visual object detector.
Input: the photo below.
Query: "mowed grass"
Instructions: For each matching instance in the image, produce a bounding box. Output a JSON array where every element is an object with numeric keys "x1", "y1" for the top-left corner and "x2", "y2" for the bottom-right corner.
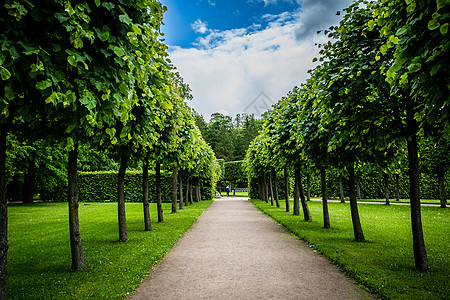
[
  {"x1": 7, "y1": 201, "x2": 213, "y2": 299},
  {"x1": 251, "y1": 199, "x2": 449, "y2": 299}
]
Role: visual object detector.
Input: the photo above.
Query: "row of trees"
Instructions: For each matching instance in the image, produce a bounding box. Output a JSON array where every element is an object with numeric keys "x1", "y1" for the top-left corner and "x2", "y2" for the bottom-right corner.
[
  {"x1": 0, "y1": 0, "x2": 220, "y2": 297},
  {"x1": 245, "y1": 0, "x2": 448, "y2": 271}
]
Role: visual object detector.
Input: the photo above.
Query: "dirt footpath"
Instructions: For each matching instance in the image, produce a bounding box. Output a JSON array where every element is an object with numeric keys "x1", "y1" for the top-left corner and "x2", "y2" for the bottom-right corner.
[{"x1": 131, "y1": 198, "x2": 374, "y2": 300}]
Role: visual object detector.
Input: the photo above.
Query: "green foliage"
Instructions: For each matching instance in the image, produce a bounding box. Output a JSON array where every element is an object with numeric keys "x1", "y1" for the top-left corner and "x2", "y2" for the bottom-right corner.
[
  {"x1": 78, "y1": 170, "x2": 172, "y2": 203},
  {"x1": 7, "y1": 201, "x2": 213, "y2": 299},
  {"x1": 252, "y1": 200, "x2": 450, "y2": 299}
]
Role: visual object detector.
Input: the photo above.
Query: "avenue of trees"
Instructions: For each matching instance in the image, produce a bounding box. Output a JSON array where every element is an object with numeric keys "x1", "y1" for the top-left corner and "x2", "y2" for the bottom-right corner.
[
  {"x1": 245, "y1": 0, "x2": 449, "y2": 271},
  {"x1": 0, "y1": 0, "x2": 219, "y2": 297}
]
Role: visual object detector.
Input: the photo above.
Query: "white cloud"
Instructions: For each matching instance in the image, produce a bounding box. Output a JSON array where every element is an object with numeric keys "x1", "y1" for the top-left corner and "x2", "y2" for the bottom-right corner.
[
  {"x1": 170, "y1": 0, "x2": 353, "y2": 118},
  {"x1": 191, "y1": 19, "x2": 210, "y2": 34},
  {"x1": 170, "y1": 15, "x2": 321, "y2": 118}
]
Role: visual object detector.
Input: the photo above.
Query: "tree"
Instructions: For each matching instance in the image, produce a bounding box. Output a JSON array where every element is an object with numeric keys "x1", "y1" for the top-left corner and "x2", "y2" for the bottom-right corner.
[{"x1": 372, "y1": 0, "x2": 450, "y2": 270}]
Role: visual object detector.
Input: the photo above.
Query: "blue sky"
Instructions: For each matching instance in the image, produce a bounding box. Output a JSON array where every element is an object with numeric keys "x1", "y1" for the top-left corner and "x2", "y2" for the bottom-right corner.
[{"x1": 161, "y1": 0, "x2": 354, "y2": 119}]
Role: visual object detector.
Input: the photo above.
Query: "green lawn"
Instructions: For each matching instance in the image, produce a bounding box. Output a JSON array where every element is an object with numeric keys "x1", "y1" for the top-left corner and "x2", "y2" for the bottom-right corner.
[
  {"x1": 251, "y1": 199, "x2": 449, "y2": 300},
  {"x1": 7, "y1": 201, "x2": 213, "y2": 299}
]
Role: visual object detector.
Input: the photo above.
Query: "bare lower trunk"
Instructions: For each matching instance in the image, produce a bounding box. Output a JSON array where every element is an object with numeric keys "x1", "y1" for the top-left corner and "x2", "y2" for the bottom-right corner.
[
  {"x1": 118, "y1": 152, "x2": 128, "y2": 242},
  {"x1": 185, "y1": 177, "x2": 189, "y2": 207},
  {"x1": 348, "y1": 164, "x2": 365, "y2": 242},
  {"x1": 284, "y1": 166, "x2": 290, "y2": 212},
  {"x1": 296, "y1": 167, "x2": 312, "y2": 221},
  {"x1": 263, "y1": 174, "x2": 268, "y2": 203},
  {"x1": 0, "y1": 127, "x2": 8, "y2": 298},
  {"x1": 142, "y1": 157, "x2": 152, "y2": 231},
  {"x1": 68, "y1": 143, "x2": 87, "y2": 269},
  {"x1": 384, "y1": 173, "x2": 390, "y2": 205},
  {"x1": 438, "y1": 168, "x2": 446, "y2": 208},
  {"x1": 395, "y1": 174, "x2": 400, "y2": 202},
  {"x1": 321, "y1": 166, "x2": 330, "y2": 228},
  {"x1": 189, "y1": 181, "x2": 193, "y2": 204},
  {"x1": 406, "y1": 107, "x2": 428, "y2": 270},
  {"x1": 356, "y1": 176, "x2": 362, "y2": 200},
  {"x1": 179, "y1": 175, "x2": 184, "y2": 210},
  {"x1": 269, "y1": 172, "x2": 274, "y2": 206},
  {"x1": 22, "y1": 160, "x2": 35, "y2": 204},
  {"x1": 273, "y1": 170, "x2": 280, "y2": 208},
  {"x1": 306, "y1": 173, "x2": 311, "y2": 201},
  {"x1": 172, "y1": 165, "x2": 178, "y2": 213},
  {"x1": 293, "y1": 167, "x2": 300, "y2": 216},
  {"x1": 156, "y1": 162, "x2": 164, "y2": 223},
  {"x1": 339, "y1": 175, "x2": 345, "y2": 203}
]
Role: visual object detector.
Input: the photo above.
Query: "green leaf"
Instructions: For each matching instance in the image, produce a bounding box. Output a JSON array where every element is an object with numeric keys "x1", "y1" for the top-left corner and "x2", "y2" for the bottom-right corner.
[
  {"x1": 0, "y1": 66, "x2": 11, "y2": 80},
  {"x1": 66, "y1": 137, "x2": 74, "y2": 151},
  {"x1": 36, "y1": 79, "x2": 52, "y2": 90},
  {"x1": 380, "y1": 44, "x2": 388, "y2": 55},
  {"x1": 80, "y1": 91, "x2": 97, "y2": 110},
  {"x1": 113, "y1": 46, "x2": 125, "y2": 57},
  {"x1": 119, "y1": 14, "x2": 132, "y2": 25},
  {"x1": 367, "y1": 19, "x2": 375, "y2": 30},
  {"x1": 4, "y1": 86, "x2": 14, "y2": 100},
  {"x1": 68, "y1": 55, "x2": 77, "y2": 67},
  {"x1": 389, "y1": 35, "x2": 400, "y2": 45},
  {"x1": 430, "y1": 64, "x2": 441, "y2": 76},
  {"x1": 428, "y1": 20, "x2": 440, "y2": 31},
  {"x1": 66, "y1": 124, "x2": 77, "y2": 133},
  {"x1": 395, "y1": 28, "x2": 408, "y2": 36},
  {"x1": 94, "y1": 0, "x2": 101, "y2": 6},
  {"x1": 440, "y1": 23, "x2": 448, "y2": 35},
  {"x1": 407, "y1": 63, "x2": 422, "y2": 73}
]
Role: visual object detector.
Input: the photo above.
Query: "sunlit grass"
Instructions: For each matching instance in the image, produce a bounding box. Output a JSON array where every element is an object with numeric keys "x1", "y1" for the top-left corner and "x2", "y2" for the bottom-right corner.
[
  {"x1": 7, "y1": 201, "x2": 213, "y2": 299},
  {"x1": 251, "y1": 199, "x2": 449, "y2": 299}
]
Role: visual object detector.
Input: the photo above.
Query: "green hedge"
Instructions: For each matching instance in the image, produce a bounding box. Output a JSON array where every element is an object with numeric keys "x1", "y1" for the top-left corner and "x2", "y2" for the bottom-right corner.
[
  {"x1": 249, "y1": 169, "x2": 449, "y2": 201},
  {"x1": 78, "y1": 171, "x2": 173, "y2": 203}
]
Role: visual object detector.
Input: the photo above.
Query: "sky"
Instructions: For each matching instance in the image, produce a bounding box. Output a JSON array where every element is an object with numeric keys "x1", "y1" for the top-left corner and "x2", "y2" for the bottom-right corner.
[{"x1": 160, "y1": 0, "x2": 354, "y2": 119}]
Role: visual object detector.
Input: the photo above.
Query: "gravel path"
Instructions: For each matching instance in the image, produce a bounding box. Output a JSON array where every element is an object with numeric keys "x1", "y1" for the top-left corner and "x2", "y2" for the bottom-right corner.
[{"x1": 131, "y1": 197, "x2": 374, "y2": 300}]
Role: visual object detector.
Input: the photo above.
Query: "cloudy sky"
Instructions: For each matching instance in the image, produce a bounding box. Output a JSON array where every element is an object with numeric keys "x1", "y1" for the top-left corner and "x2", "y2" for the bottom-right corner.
[{"x1": 161, "y1": 0, "x2": 353, "y2": 119}]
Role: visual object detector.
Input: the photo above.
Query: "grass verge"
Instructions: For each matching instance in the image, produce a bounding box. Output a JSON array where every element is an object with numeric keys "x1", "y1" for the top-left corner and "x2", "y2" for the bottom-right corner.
[
  {"x1": 250, "y1": 199, "x2": 449, "y2": 299},
  {"x1": 7, "y1": 201, "x2": 213, "y2": 299}
]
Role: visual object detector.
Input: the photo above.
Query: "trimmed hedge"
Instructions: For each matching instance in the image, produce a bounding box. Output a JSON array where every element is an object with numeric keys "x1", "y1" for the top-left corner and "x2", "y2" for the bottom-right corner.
[
  {"x1": 249, "y1": 169, "x2": 449, "y2": 201},
  {"x1": 78, "y1": 170, "x2": 172, "y2": 203}
]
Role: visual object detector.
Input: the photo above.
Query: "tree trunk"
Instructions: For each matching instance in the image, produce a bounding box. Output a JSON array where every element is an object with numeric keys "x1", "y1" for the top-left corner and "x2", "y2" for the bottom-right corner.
[
  {"x1": 395, "y1": 174, "x2": 400, "y2": 202},
  {"x1": 156, "y1": 162, "x2": 164, "y2": 223},
  {"x1": 0, "y1": 127, "x2": 9, "y2": 298},
  {"x1": 118, "y1": 152, "x2": 128, "y2": 242},
  {"x1": 142, "y1": 156, "x2": 152, "y2": 231},
  {"x1": 321, "y1": 166, "x2": 330, "y2": 228},
  {"x1": 189, "y1": 180, "x2": 194, "y2": 204},
  {"x1": 68, "y1": 143, "x2": 87, "y2": 269},
  {"x1": 179, "y1": 175, "x2": 184, "y2": 210},
  {"x1": 339, "y1": 175, "x2": 345, "y2": 203},
  {"x1": 22, "y1": 159, "x2": 35, "y2": 204},
  {"x1": 306, "y1": 173, "x2": 311, "y2": 201},
  {"x1": 293, "y1": 168, "x2": 300, "y2": 216},
  {"x1": 197, "y1": 178, "x2": 202, "y2": 201},
  {"x1": 284, "y1": 166, "x2": 290, "y2": 212},
  {"x1": 273, "y1": 170, "x2": 280, "y2": 208},
  {"x1": 384, "y1": 172, "x2": 390, "y2": 205},
  {"x1": 269, "y1": 172, "x2": 274, "y2": 206},
  {"x1": 296, "y1": 167, "x2": 312, "y2": 222},
  {"x1": 406, "y1": 107, "x2": 428, "y2": 270},
  {"x1": 258, "y1": 177, "x2": 263, "y2": 200},
  {"x1": 172, "y1": 165, "x2": 178, "y2": 213},
  {"x1": 263, "y1": 173, "x2": 268, "y2": 203},
  {"x1": 438, "y1": 167, "x2": 446, "y2": 208},
  {"x1": 348, "y1": 164, "x2": 365, "y2": 242},
  {"x1": 356, "y1": 176, "x2": 362, "y2": 200},
  {"x1": 185, "y1": 177, "x2": 189, "y2": 207}
]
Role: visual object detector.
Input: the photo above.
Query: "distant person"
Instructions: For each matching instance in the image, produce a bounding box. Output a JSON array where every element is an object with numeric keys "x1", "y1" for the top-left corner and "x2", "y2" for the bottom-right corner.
[{"x1": 226, "y1": 185, "x2": 230, "y2": 197}]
